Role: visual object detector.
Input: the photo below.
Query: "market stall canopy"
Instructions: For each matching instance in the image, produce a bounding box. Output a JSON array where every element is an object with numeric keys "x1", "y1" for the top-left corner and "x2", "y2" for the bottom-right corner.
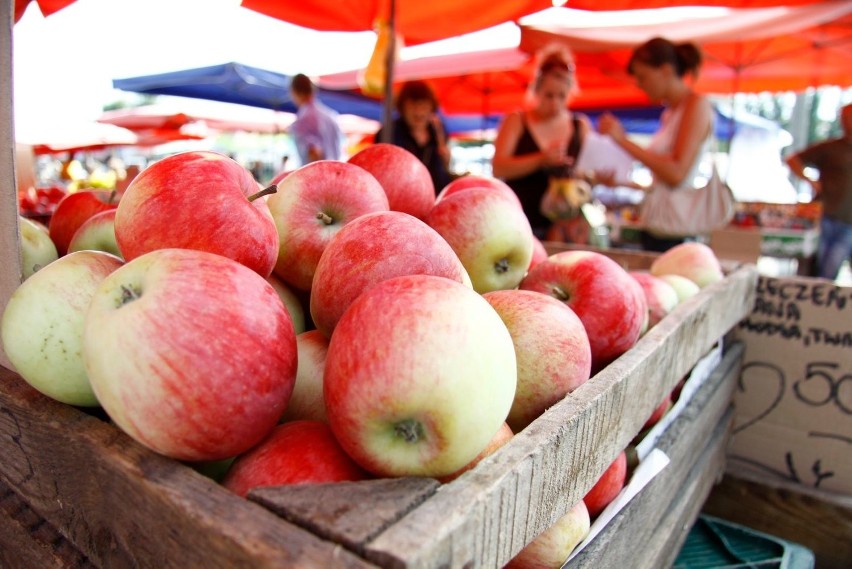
[
  {"x1": 15, "y1": 120, "x2": 139, "y2": 155},
  {"x1": 97, "y1": 102, "x2": 296, "y2": 134},
  {"x1": 519, "y1": 2, "x2": 852, "y2": 94},
  {"x1": 13, "y1": 0, "x2": 74, "y2": 21}
]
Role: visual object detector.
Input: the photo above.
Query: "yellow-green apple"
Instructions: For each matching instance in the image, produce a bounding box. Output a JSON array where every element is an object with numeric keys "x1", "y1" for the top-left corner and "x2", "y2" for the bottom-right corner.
[
  {"x1": 267, "y1": 272, "x2": 306, "y2": 335},
  {"x1": 438, "y1": 422, "x2": 514, "y2": 484},
  {"x1": 19, "y1": 215, "x2": 58, "y2": 280},
  {"x1": 266, "y1": 160, "x2": 389, "y2": 291},
  {"x1": 435, "y1": 174, "x2": 522, "y2": 209},
  {"x1": 658, "y1": 273, "x2": 701, "y2": 303},
  {"x1": 82, "y1": 248, "x2": 297, "y2": 461},
  {"x1": 528, "y1": 235, "x2": 549, "y2": 272},
  {"x1": 68, "y1": 209, "x2": 122, "y2": 258},
  {"x1": 310, "y1": 210, "x2": 469, "y2": 338},
  {"x1": 650, "y1": 241, "x2": 724, "y2": 288},
  {"x1": 221, "y1": 420, "x2": 371, "y2": 498},
  {"x1": 505, "y1": 500, "x2": 591, "y2": 569},
  {"x1": 324, "y1": 274, "x2": 517, "y2": 478},
  {"x1": 348, "y1": 143, "x2": 436, "y2": 220},
  {"x1": 279, "y1": 330, "x2": 330, "y2": 424},
  {"x1": 629, "y1": 271, "x2": 679, "y2": 331},
  {"x1": 519, "y1": 250, "x2": 647, "y2": 372},
  {"x1": 483, "y1": 289, "x2": 592, "y2": 432},
  {"x1": 48, "y1": 189, "x2": 118, "y2": 256},
  {"x1": 2, "y1": 250, "x2": 123, "y2": 406},
  {"x1": 426, "y1": 187, "x2": 534, "y2": 293},
  {"x1": 583, "y1": 450, "x2": 627, "y2": 519},
  {"x1": 114, "y1": 151, "x2": 279, "y2": 277}
]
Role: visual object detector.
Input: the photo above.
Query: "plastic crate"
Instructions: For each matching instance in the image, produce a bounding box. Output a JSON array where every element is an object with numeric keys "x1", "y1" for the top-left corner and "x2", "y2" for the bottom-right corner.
[{"x1": 673, "y1": 515, "x2": 815, "y2": 569}]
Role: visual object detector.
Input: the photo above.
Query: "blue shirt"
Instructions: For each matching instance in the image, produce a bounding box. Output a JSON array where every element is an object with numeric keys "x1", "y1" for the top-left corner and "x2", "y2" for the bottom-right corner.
[{"x1": 290, "y1": 99, "x2": 343, "y2": 164}]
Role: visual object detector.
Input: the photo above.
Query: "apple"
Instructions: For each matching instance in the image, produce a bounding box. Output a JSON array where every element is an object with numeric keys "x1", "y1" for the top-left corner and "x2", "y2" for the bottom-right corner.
[
  {"x1": 520, "y1": 250, "x2": 647, "y2": 372},
  {"x1": 310, "y1": 210, "x2": 469, "y2": 338},
  {"x1": 642, "y1": 392, "x2": 673, "y2": 431},
  {"x1": 348, "y1": 143, "x2": 436, "y2": 220},
  {"x1": 438, "y1": 422, "x2": 514, "y2": 484},
  {"x1": 650, "y1": 241, "x2": 724, "y2": 288},
  {"x1": 221, "y1": 420, "x2": 371, "y2": 498},
  {"x1": 68, "y1": 208, "x2": 122, "y2": 258},
  {"x1": 48, "y1": 189, "x2": 118, "y2": 256},
  {"x1": 82, "y1": 248, "x2": 298, "y2": 461},
  {"x1": 114, "y1": 151, "x2": 280, "y2": 277},
  {"x1": 2, "y1": 250, "x2": 123, "y2": 406},
  {"x1": 483, "y1": 289, "x2": 592, "y2": 433},
  {"x1": 435, "y1": 174, "x2": 522, "y2": 209},
  {"x1": 629, "y1": 271, "x2": 679, "y2": 330},
  {"x1": 266, "y1": 160, "x2": 390, "y2": 291},
  {"x1": 19, "y1": 215, "x2": 58, "y2": 280},
  {"x1": 528, "y1": 235, "x2": 549, "y2": 272},
  {"x1": 583, "y1": 450, "x2": 628, "y2": 519},
  {"x1": 427, "y1": 187, "x2": 534, "y2": 293},
  {"x1": 657, "y1": 273, "x2": 701, "y2": 303},
  {"x1": 267, "y1": 272, "x2": 306, "y2": 335},
  {"x1": 279, "y1": 330, "x2": 330, "y2": 424},
  {"x1": 505, "y1": 500, "x2": 591, "y2": 569},
  {"x1": 324, "y1": 274, "x2": 517, "y2": 478}
]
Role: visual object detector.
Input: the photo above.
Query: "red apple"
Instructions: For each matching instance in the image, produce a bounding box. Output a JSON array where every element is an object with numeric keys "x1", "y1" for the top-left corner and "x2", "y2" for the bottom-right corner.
[
  {"x1": 310, "y1": 210, "x2": 469, "y2": 338},
  {"x1": 48, "y1": 189, "x2": 118, "y2": 256},
  {"x1": 629, "y1": 271, "x2": 679, "y2": 331},
  {"x1": 650, "y1": 241, "x2": 724, "y2": 288},
  {"x1": 519, "y1": 250, "x2": 647, "y2": 372},
  {"x1": 427, "y1": 187, "x2": 534, "y2": 293},
  {"x1": 583, "y1": 450, "x2": 628, "y2": 519},
  {"x1": 483, "y1": 289, "x2": 592, "y2": 432},
  {"x1": 83, "y1": 248, "x2": 297, "y2": 461},
  {"x1": 505, "y1": 500, "x2": 591, "y2": 569},
  {"x1": 324, "y1": 274, "x2": 517, "y2": 478},
  {"x1": 438, "y1": 422, "x2": 513, "y2": 484},
  {"x1": 435, "y1": 174, "x2": 522, "y2": 209},
  {"x1": 221, "y1": 420, "x2": 371, "y2": 498},
  {"x1": 68, "y1": 209, "x2": 122, "y2": 258},
  {"x1": 266, "y1": 160, "x2": 390, "y2": 291},
  {"x1": 528, "y1": 235, "x2": 549, "y2": 272},
  {"x1": 348, "y1": 143, "x2": 436, "y2": 220},
  {"x1": 114, "y1": 151, "x2": 279, "y2": 277},
  {"x1": 642, "y1": 393, "x2": 673, "y2": 431},
  {"x1": 279, "y1": 330, "x2": 330, "y2": 424},
  {"x1": 266, "y1": 272, "x2": 306, "y2": 335}
]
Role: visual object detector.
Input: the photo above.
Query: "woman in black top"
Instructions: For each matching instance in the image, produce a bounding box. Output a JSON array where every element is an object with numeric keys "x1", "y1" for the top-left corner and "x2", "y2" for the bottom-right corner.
[
  {"x1": 375, "y1": 80, "x2": 453, "y2": 194},
  {"x1": 492, "y1": 46, "x2": 593, "y2": 239}
]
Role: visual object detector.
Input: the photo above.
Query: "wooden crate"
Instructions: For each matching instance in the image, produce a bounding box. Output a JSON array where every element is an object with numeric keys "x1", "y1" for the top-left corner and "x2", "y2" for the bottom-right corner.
[{"x1": 0, "y1": 240, "x2": 757, "y2": 568}]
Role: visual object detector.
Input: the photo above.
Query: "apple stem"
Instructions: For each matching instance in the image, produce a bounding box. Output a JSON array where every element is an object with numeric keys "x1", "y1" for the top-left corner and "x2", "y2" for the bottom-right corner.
[
  {"x1": 316, "y1": 212, "x2": 334, "y2": 225},
  {"x1": 247, "y1": 184, "x2": 278, "y2": 202},
  {"x1": 108, "y1": 190, "x2": 118, "y2": 204},
  {"x1": 551, "y1": 285, "x2": 570, "y2": 302},
  {"x1": 118, "y1": 284, "x2": 142, "y2": 307},
  {"x1": 495, "y1": 258, "x2": 510, "y2": 274},
  {"x1": 394, "y1": 419, "x2": 424, "y2": 444}
]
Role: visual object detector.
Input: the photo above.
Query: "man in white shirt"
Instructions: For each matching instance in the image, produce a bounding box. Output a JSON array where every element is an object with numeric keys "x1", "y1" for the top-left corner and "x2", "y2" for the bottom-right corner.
[{"x1": 289, "y1": 74, "x2": 343, "y2": 164}]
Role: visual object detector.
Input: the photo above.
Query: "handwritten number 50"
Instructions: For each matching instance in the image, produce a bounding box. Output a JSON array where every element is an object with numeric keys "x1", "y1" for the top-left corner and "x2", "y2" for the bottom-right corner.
[{"x1": 793, "y1": 362, "x2": 851, "y2": 414}]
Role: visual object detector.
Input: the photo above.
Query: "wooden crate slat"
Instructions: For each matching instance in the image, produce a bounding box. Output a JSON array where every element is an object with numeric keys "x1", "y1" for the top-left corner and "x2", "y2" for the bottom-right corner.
[
  {"x1": 567, "y1": 342, "x2": 743, "y2": 567},
  {"x1": 360, "y1": 266, "x2": 756, "y2": 569},
  {"x1": 0, "y1": 369, "x2": 377, "y2": 569}
]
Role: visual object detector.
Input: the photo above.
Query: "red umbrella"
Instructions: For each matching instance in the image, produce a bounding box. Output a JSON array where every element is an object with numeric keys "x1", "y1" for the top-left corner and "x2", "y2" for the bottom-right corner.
[{"x1": 97, "y1": 103, "x2": 296, "y2": 134}]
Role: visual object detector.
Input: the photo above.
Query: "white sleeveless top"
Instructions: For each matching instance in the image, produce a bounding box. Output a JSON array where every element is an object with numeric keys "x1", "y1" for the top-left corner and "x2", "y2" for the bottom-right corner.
[{"x1": 647, "y1": 99, "x2": 713, "y2": 192}]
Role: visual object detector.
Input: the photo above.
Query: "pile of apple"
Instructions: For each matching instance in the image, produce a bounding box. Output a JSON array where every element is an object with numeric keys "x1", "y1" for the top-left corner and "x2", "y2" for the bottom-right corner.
[{"x1": 2, "y1": 146, "x2": 725, "y2": 568}]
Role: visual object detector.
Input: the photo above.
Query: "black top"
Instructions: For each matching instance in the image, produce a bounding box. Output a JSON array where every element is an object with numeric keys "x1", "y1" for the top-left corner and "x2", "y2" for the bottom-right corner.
[
  {"x1": 505, "y1": 114, "x2": 583, "y2": 234},
  {"x1": 375, "y1": 117, "x2": 453, "y2": 195}
]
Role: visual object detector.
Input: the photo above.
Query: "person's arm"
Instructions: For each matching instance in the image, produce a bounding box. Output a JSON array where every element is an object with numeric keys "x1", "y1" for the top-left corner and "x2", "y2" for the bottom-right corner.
[
  {"x1": 492, "y1": 112, "x2": 566, "y2": 180},
  {"x1": 598, "y1": 94, "x2": 713, "y2": 188},
  {"x1": 785, "y1": 150, "x2": 822, "y2": 198}
]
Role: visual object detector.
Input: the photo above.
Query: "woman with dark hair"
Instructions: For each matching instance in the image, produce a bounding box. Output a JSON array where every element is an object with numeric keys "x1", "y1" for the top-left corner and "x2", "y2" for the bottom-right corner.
[
  {"x1": 375, "y1": 80, "x2": 453, "y2": 194},
  {"x1": 597, "y1": 37, "x2": 715, "y2": 252}
]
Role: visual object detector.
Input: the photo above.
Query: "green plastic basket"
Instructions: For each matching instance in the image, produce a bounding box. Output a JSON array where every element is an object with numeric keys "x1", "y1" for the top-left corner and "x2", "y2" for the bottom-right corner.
[{"x1": 673, "y1": 515, "x2": 815, "y2": 569}]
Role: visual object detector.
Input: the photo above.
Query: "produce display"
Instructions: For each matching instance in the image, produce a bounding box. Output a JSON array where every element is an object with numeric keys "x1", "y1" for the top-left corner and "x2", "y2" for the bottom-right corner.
[{"x1": 2, "y1": 148, "x2": 730, "y2": 567}]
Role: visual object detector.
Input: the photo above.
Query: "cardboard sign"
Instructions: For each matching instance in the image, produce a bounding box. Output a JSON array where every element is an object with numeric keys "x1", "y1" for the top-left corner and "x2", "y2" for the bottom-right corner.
[{"x1": 730, "y1": 275, "x2": 852, "y2": 496}]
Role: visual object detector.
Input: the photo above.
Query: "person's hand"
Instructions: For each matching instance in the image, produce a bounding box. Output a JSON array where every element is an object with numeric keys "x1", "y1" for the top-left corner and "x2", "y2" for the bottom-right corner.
[
  {"x1": 541, "y1": 141, "x2": 572, "y2": 169},
  {"x1": 597, "y1": 113, "x2": 626, "y2": 143},
  {"x1": 591, "y1": 168, "x2": 617, "y2": 187}
]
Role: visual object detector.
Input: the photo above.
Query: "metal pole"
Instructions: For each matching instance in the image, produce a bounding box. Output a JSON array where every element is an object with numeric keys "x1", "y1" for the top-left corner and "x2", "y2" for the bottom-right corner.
[{"x1": 380, "y1": 0, "x2": 396, "y2": 143}]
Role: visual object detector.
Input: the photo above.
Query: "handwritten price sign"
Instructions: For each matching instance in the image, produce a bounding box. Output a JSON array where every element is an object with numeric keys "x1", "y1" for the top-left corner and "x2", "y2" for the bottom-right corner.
[{"x1": 731, "y1": 275, "x2": 852, "y2": 496}]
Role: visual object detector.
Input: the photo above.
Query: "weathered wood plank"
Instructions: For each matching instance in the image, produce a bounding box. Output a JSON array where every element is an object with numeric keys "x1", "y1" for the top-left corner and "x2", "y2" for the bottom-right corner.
[
  {"x1": 568, "y1": 342, "x2": 743, "y2": 567},
  {"x1": 0, "y1": 368, "x2": 377, "y2": 569},
  {"x1": 361, "y1": 267, "x2": 757, "y2": 569},
  {"x1": 702, "y1": 474, "x2": 852, "y2": 569}
]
